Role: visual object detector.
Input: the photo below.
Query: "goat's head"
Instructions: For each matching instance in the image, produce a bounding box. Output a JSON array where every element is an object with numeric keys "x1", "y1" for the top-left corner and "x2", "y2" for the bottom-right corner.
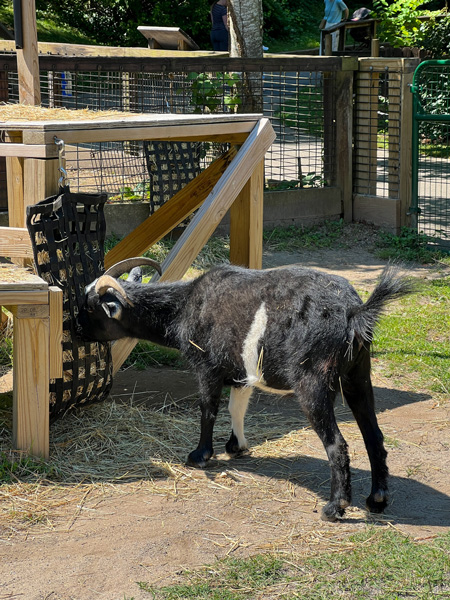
[{"x1": 77, "y1": 257, "x2": 162, "y2": 341}]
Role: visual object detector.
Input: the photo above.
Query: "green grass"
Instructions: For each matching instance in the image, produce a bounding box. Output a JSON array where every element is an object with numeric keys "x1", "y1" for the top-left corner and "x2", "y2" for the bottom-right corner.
[
  {"x1": 375, "y1": 227, "x2": 450, "y2": 264},
  {"x1": 0, "y1": 449, "x2": 57, "y2": 484},
  {"x1": 134, "y1": 529, "x2": 450, "y2": 599},
  {"x1": 373, "y1": 277, "x2": 450, "y2": 397}
]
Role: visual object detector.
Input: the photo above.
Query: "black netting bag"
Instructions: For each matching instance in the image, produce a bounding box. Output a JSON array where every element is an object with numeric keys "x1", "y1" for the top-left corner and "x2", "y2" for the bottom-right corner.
[{"x1": 26, "y1": 188, "x2": 113, "y2": 421}]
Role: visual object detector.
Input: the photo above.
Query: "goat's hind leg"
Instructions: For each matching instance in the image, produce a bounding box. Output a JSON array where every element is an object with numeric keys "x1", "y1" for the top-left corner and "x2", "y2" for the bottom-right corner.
[
  {"x1": 187, "y1": 377, "x2": 223, "y2": 469},
  {"x1": 295, "y1": 379, "x2": 352, "y2": 522},
  {"x1": 342, "y1": 351, "x2": 389, "y2": 514},
  {"x1": 226, "y1": 385, "x2": 253, "y2": 455}
]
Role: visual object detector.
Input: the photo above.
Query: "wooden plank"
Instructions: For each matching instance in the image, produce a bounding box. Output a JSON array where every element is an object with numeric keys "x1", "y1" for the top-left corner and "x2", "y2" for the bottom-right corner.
[
  {"x1": 0, "y1": 226, "x2": 33, "y2": 258},
  {"x1": 105, "y1": 146, "x2": 237, "y2": 269},
  {"x1": 12, "y1": 311, "x2": 49, "y2": 458},
  {"x1": 1, "y1": 290, "x2": 48, "y2": 304},
  {"x1": 0, "y1": 143, "x2": 57, "y2": 158},
  {"x1": 158, "y1": 118, "x2": 275, "y2": 282},
  {"x1": 7, "y1": 305, "x2": 48, "y2": 318},
  {"x1": 49, "y1": 286, "x2": 63, "y2": 380},
  {"x1": 137, "y1": 26, "x2": 199, "y2": 51},
  {"x1": 16, "y1": 0, "x2": 41, "y2": 105},
  {"x1": 353, "y1": 194, "x2": 400, "y2": 232},
  {"x1": 23, "y1": 157, "x2": 60, "y2": 215},
  {"x1": 229, "y1": 160, "x2": 264, "y2": 269},
  {"x1": 5, "y1": 131, "x2": 24, "y2": 228},
  {"x1": 15, "y1": 118, "x2": 258, "y2": 146}
]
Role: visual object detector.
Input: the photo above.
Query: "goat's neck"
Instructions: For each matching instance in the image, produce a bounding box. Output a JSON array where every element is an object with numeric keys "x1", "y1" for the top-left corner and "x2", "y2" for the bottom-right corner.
[{"x1": 125, "y1": 280, "x2": 189, "y2": 347}]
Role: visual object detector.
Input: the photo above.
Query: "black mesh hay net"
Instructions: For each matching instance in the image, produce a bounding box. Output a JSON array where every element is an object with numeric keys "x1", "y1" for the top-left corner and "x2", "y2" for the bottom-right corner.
[{"x1": 26, "y1": 188, "x2": 113, "y2": 421}]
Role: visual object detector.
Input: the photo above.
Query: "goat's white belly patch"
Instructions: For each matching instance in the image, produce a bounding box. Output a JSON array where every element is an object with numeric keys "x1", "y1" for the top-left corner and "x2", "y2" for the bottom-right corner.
[{"x1": 241, "y1": 302, "x2": 294, "y2": 396}]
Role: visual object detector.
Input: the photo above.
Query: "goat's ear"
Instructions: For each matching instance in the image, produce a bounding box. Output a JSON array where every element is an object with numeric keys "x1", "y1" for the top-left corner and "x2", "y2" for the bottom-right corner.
[
  {"x1": 128, "y1": 266, "x2": 142, "y2": 283},
  {"x1": 102, "y1": 301, "x2": 123, "y2": 320}
]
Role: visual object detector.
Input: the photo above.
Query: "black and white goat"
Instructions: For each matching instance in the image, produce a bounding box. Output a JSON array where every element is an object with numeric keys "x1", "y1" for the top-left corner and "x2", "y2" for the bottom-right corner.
[{"x1": 78, "y1": 258, "x2": 412, "y2": 521}]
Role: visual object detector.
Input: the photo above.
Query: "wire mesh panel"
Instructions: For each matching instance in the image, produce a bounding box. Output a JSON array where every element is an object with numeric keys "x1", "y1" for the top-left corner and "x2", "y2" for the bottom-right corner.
[
  {"x1": 354, "y1": 64, "x2": 402, "y2": 199},
  {"x1": 0, "y1": 57, "x2": 336, "y2": 209},
  {"x1": 412, "y1": 60, "x2": 450, "y2": 246}
]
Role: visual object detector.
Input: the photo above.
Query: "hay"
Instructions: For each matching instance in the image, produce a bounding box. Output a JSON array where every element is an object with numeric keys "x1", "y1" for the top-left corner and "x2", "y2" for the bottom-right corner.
[
  {"x1": 0, "y1": 103, "x2": 137, "y2": 123},
  {"x1": 0, "y1": 386, "x2": 375, "y2": 544}
]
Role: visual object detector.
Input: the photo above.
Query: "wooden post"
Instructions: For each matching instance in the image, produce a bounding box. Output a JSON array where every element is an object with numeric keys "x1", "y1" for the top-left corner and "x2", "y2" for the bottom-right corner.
[
  {"x1": 5, "y1": 131, "x2": 24, "y2": 227},
  {"x1": 229, "y1": 159, "x2": 264, "y2": 268},
  {"x1": 334, "y1": 69, "x2": 354, "y2": 222},
  {"x1": 12, "y1": 304, "x2": 50, "y2": 458},
  {"x1": 16, "y1": 0, "x2": 41, "y2": 105},
  {"x1": 23, "y1": 156, "x2": 59, "y2": 219}
]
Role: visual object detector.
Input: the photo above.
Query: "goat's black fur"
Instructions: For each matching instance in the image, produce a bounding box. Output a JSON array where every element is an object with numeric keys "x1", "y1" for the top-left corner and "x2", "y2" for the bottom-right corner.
[{"x1": 79, "y1": 264, "x2": 412, "y2": 521}]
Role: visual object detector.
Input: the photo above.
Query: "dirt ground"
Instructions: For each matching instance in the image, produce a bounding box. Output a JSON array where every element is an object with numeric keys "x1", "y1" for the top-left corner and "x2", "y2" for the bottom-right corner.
[{"x1": 1, "y1": 244, "x2": 449, "y2": 600}]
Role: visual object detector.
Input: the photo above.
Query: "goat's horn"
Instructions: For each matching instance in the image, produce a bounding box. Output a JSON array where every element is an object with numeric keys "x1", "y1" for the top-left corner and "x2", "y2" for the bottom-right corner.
[
  {"x1": 94, "y1": 275, "x2": 134, "y2": 306},
  {"x1": 104, "y1": 257, "x2": 162, "y2": 278}
]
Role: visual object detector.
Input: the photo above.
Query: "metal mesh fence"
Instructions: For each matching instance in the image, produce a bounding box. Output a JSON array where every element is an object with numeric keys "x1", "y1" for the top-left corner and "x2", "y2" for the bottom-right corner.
[
  {"x1": 0, "y1": 59, "x2": 334, "y2": 207},
  {"x1": 354, "y1": 65, "x2": 402, "y2": 199},
  {"x1": 413, "y1": 61, "x2": 450, "y2": 246}
]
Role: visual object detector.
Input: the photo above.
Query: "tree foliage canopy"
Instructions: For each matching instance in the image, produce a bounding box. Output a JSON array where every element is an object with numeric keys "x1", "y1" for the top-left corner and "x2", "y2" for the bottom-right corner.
[{"x1": 33, "y1": 0, "x2": 323, "y2": 48}]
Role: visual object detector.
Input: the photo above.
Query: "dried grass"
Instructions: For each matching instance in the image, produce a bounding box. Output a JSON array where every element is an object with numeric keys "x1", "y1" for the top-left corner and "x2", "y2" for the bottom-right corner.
[
  {"x1": 0, "y1": 389, "x2": 335, "y2": 539},
  {"x1": 0, "y1": 103, "x2": 136, "y2": 123}
]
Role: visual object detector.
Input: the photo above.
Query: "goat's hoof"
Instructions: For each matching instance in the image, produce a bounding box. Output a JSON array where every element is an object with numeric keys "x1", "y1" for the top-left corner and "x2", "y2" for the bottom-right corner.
[
  {"x1": 321, "y1": 501, "x2": 346, "y2": 522},
  {"x1": 186, "y1": 449, "x2": 212, "y2": 469},
  {"x1": 366, "y1": 490, "x2": 388, "y2": 514},
  {"x1": 225, "y1": 433, "x2": 248, "y2": 456}
]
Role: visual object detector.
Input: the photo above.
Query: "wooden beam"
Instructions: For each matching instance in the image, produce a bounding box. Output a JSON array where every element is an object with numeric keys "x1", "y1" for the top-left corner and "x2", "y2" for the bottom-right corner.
[
  {"x1": 12, "y1": 307, "x2": 49, "y2": 458},
  {"x1": 5, "y1": 131, "x2": 24, "y2": 228},
  {"x1": 16, "y1": 0, "x2": 41, "y2": 105},
  {"x1": 23, "y1": 157, "x2": 59, "y2": 218},
  {"x1": 229, "y1": 160, "x2": 264, "y2": 269},
  {"x1": 105, "y1": 147, "x2": 237, "y2": 269},
  {"x1": 158, "y1": 118, "x2": 275, "y2": 282},
  {"x1": 49, "y1": 286, "x2": 63, "y2": 379},
  {"x1": 0, "y1": 143, "x2": 57, "y2": 158},
  {"x1": 0, "y1": 226, "x2": 33, "y2": 258}
]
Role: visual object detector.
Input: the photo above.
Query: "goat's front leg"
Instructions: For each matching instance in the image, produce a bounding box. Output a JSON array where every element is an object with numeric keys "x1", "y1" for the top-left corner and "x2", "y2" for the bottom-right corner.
[
  {"x1": 225, "y1": 385, "x2": 253, "y2": 455},
  {"x1": 187, "y1": 377, "x2": 223, "y2": 468},
  {"x1": 295, "y1": 379, "x2": 351, "y2": 522}
]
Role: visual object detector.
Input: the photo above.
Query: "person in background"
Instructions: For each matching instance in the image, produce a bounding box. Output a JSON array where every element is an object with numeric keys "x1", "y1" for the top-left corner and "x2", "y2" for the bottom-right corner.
[
  {"x1": 210, "y1": 0, "x2": 228, "y2": 51},
  {"x1": 319, "y1": 0, "x2": 349, "y2": 54}
]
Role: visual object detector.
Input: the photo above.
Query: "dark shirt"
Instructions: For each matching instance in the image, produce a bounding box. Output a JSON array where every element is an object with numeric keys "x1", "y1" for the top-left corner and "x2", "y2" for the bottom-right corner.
[{"x1": 211, "y1": 4, "x2": 227, "y2": 31}]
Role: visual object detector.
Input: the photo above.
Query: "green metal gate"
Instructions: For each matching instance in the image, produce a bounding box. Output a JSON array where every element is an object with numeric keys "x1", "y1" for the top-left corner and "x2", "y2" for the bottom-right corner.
[{"x1": 411, "y1": 60, "x2": 450, "y2": 248}]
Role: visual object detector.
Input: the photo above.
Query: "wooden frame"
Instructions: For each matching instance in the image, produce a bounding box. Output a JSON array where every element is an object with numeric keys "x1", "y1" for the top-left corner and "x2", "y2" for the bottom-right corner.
[
  {"x1": 0, "y1": 230, "x2": 63, "y2": 459},
  {"x1": 0, "y1": 111, "x2": 276, "y2": 456}
]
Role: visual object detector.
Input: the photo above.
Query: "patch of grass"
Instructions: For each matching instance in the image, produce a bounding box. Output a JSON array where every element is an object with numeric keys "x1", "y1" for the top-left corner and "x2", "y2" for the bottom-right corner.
[
  {"x1": 375, "y1": 227, "x2": 450, "y2": 264},
  {"x1": 0, "y1": 450, "x2": 57, "y2": 484},
  {"x1": 373, "y1": 278, "x2": 450, "y2": 397},
  {"x1": 263, "y1": 220, "x2": 349, "y2": 252},
  {"x1": 136, "y1": 529, "x2": 450, "y2": 599}
]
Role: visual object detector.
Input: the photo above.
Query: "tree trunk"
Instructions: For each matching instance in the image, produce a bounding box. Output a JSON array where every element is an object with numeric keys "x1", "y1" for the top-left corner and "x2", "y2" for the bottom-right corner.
[{"x1": 228, "y1": 0, "x2": 264, "y2": 113}]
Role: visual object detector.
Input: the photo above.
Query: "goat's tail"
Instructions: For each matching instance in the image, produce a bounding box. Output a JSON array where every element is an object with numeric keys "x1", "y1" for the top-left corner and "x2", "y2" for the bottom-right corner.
[{"x1": 348, "y1": 265, "x2": 415, "y2": 344}]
